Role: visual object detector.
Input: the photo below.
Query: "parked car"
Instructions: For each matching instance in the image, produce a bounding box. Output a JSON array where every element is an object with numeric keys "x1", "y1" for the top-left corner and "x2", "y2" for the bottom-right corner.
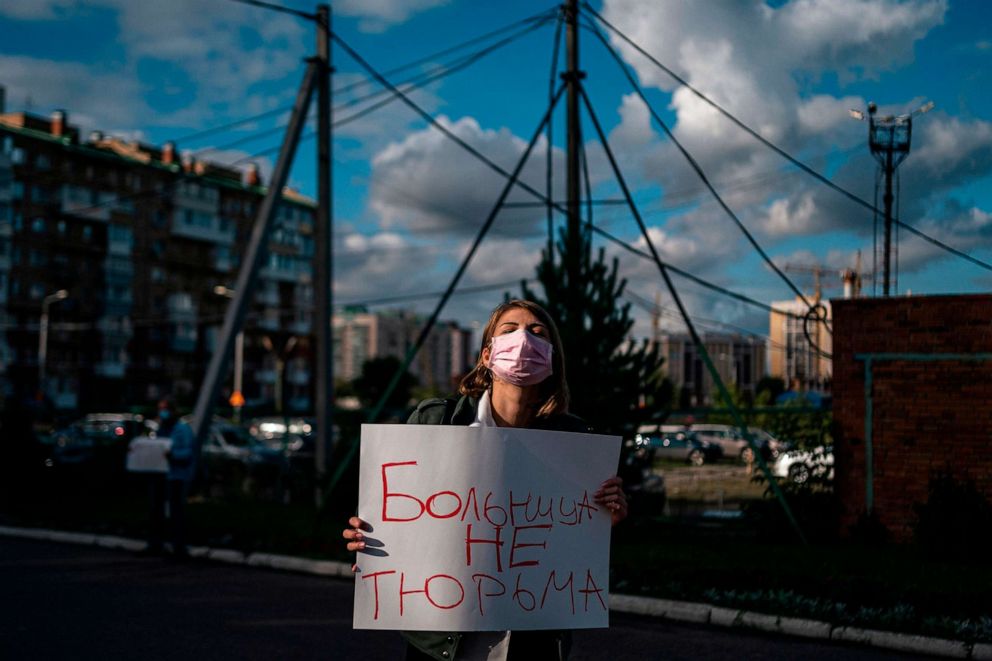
[
  {"x1": 49, "y1": 413, "x2": 155, "y2": 467},
  {"x1": 634, "y1": 429, "x2": 723, "y2": 466},
  {"x1": 171, "y1": 416, "x2": 287, "y2": 496},
  {"x1": 201, "y1": 420, "x2": 287, "y2": 489},
  {"x1": 772, "y1": 446, "x2": 834, "y2": 484},
  {"x1": 689, "y1": 424, "x2": 785, "y2": 463}
]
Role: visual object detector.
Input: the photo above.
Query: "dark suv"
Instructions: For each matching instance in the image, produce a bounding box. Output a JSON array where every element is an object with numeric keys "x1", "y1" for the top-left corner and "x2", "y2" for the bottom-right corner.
[{"x1": 50, "y1": 413, "x2": 155, "y2": 466}]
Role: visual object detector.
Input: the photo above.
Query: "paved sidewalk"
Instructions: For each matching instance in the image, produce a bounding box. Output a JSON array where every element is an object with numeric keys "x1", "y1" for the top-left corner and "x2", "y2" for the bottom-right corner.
[{"x1": 1, "y1": 525, "x2": 987, "y2": 660}]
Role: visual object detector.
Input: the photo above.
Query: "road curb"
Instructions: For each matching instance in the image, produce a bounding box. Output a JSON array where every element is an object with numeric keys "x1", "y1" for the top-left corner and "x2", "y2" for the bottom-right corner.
[{"x1": 0, "y1": 524, "x2": 983, "y2": 658}]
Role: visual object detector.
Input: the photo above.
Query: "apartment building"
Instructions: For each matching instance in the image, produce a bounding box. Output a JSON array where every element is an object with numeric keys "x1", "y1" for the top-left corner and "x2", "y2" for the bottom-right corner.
[
  {"x1": 768, "y1": 297, "x2": 832, "y2": 393},
  {"x1": 657, "y1": 332, "x2": 767, "y2": 406},
  {"x1": 333, "y1": 308, "x2": 474, "y2": 392},
  {"x1": 0, "y1": 106, "x2": 315, "y2": 412}
]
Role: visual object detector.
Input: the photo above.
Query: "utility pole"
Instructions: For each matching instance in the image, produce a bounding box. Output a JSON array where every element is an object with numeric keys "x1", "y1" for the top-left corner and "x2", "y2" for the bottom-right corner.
[
  {"x1": 850, "y1": 101, "x2": 933, "y2": 296},
  {"x1": 315, "y1": 3, "x2": 334, "y2": 505},
  {"x1": 563, "y1": 0, "x2": 583, "y2": 311},
  {"x1": 190, "y1": 57, "x2": 319, "y2": 451}
]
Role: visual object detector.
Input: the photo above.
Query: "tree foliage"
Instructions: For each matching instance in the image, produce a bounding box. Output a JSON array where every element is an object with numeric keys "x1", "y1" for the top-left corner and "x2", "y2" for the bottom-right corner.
[
  {"x1": 353, "y1": 356, "x2": 418, "y2": 411},
  {"x1": 522, "y1": 229, "x2": 671, "y2": 435}
]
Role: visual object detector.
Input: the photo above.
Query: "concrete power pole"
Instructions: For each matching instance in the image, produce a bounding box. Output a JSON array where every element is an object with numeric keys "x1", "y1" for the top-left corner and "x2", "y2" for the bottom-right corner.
[
  {"x1": 315, "y1": 4, "x2": 334, "y2": 505},
  {"x1": 564, "y1": 0, "x2": 583, "y2": 312},
  {"x1": 850, "y1": 101, "x2": 933, "y2": 296}
]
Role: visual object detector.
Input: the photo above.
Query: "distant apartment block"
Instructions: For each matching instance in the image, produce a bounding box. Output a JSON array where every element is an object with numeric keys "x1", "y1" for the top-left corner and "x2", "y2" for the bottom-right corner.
[
  {"x1": 334, "y1": 308, "x2": 474, "y2": 392},
  {"x1": 768, "y1": 297, "x2": 832, "y2": 392},
  {"x1": 0, "y1": 106, "x2": 316, "y2": 412},
  {"x1": 0, "y1": 99, "x2": 476, "y2": 412},
  {"x1": 656, "y1": 333, "x2": 767, "y2": 406}
]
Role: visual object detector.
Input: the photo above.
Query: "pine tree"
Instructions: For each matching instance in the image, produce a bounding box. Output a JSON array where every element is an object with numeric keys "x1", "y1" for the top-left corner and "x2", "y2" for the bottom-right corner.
[{"x1": 522, "y1": 228, "x2": 671, "y2": 436}]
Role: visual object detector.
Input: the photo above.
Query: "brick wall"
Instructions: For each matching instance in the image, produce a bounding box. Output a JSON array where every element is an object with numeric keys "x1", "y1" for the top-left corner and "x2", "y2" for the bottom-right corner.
[{"x1": 832, "y1": 294, "x2": 992, "y2": 541}]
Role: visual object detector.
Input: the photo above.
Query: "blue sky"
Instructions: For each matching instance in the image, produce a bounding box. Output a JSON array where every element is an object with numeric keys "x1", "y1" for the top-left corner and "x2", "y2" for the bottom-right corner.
[{"x1": 1, "y1": 0, "x2": 990, "y2": 339}]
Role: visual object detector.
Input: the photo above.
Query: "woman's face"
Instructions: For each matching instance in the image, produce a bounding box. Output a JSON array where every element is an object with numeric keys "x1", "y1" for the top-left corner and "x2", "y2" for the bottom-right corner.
[{"x1": 481, "y1": 306, "x2": 550, "y2": 365}]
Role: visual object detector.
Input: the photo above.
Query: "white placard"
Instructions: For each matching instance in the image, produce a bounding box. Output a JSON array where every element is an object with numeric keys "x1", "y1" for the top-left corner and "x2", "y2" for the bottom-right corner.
[
  {"x1": 126, "y1": 436, "x2": 171, "y2": 473},
  {"x1": 353, "y1": 424, "x2": 620, "y2": 632}
]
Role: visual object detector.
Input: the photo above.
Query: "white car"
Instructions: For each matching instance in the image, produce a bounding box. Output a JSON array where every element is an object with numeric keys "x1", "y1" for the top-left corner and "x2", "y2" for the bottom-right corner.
[{"x1": 772, "y1": 446, "x2": 834, "y2": 484}]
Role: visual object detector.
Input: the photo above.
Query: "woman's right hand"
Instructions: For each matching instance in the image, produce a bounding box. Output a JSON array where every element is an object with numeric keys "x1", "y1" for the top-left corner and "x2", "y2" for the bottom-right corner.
[{"x1": 342, "y1": 516, "x2": 371, "y2": 571}]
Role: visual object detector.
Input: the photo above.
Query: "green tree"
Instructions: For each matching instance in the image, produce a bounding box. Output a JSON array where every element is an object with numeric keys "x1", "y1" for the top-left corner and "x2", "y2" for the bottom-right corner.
[
  {"x1": 353, "y1": 356, "x2": 418, "y2": 412},
  {"x1": 522, "y1": 229, "x2": 670, "y2": 436}
]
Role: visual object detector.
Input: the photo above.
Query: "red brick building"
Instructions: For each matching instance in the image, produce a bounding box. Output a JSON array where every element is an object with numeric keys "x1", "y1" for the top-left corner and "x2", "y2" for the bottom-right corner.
[{"x1": 832, "y1": 294, "x2": 992, "y2": 541}]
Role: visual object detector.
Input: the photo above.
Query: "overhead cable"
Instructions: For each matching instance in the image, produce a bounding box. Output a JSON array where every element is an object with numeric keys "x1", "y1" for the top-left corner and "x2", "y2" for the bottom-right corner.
[
  {"x1": 582, "y1": 3, "x2": 992, "y2": 275},
  {"x1": 224, "y1": 0, "x2": 316, "y2": 21},
  {"x1": 331, "y1": 28, "x2": 809, "y2": 331},
  {"x1": 582, "y1": 18, "x2": 824, "y2": 329},
  {"x1": 578, "y1": 81, "x2": 807, "y2": 545}
]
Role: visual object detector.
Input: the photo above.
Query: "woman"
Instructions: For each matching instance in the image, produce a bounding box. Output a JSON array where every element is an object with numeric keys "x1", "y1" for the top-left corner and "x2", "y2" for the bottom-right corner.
[{"x1": 343, "y1": 300, "x2": 627, "y2": 661}]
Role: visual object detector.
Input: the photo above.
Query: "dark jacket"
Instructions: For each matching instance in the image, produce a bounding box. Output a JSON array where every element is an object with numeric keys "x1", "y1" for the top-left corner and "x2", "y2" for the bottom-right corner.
[{"x1": 401, "y1": 394, "x2": 589, "y2": 661}]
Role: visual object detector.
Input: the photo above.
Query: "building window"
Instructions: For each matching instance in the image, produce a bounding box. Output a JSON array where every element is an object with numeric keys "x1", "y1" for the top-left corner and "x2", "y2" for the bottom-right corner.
[
  {"x1": 109, "y1": 224, "x2": 133, "y2": 245},
  {"x1": 57, "y1": 220, "x2": 67, "y2": 234},
  {"x1": 82, "y1": 225, "x2": 93, "y2": 242},
  {"x1": 31, "y1": 217, "x2": 45, "y2": 233}
]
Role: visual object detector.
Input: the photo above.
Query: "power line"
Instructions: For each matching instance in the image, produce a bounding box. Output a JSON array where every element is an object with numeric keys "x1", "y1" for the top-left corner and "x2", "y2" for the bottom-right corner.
[
  {"x1": 330, "y1": 29, "x2": 817, "y2": 332},
  {"x1": 223, "y1": 0, "x2": 316, "y2": 21},
  {"x1": 338, "y1": 279, "x2": 531, "y2": 308},
  {"x1": 334, "y1": 8, "x2": 557, "y2": 98},
  {"x1": 624, "y1": 288, "x2": 789, "y2": 351},
  {"x1": 581, "y1": 3, "x2": 992, "y2": 275},
  {"x1": 227, "y1": 19, "x2": 552, "y2": 166},
  {"x1": 582, "y1": 17, "x2": 823, "y2": 327},
  {"x1": 588, "y1": 223, "x2": 804, "y2": 320},
  {"x1": 173, "y1": 106, "x2": 293, "y2": 145}
]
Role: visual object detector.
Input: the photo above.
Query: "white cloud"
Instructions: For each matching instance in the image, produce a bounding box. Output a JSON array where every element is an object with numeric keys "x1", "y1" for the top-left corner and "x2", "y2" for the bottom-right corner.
[
  {"x1": 368, "y1": 114, "x2": 565, "y2": 237},
  {"x1": 0, "y1": 0, "x2": 80, "y2": 20},
  {"x1": 592, "y1": 0, "x2": 992, "y2": 281},
  {"x1": 0, "y1": 55, "x2": 150, "y2": 129},
  {"x1": 333, "y1": 0, "x2": 449, "y2": 33}
]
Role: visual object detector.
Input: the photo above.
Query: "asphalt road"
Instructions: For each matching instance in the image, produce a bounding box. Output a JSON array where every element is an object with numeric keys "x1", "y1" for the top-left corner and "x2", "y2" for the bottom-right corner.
[{"x1": 0, "y1": 537, "x2": 936, "y2": 660}]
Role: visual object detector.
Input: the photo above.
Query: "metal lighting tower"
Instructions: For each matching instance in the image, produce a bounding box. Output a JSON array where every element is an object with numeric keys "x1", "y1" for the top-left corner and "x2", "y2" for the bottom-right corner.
[{"x1": 850, "y1": 100, "x2": 933, "y2": 296}]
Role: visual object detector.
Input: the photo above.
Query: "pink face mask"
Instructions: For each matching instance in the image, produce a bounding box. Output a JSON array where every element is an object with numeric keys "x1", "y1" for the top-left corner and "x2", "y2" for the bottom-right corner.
[{"x1": 487, "y1": 329, "x2": 554, "y2": 387}]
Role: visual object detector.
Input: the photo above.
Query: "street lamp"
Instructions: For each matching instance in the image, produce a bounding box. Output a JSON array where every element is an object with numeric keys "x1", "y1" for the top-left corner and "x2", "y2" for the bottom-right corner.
[
  {"x1": 38, "y1": 289, "x2": 69, "y2": 397},
  {"x1": 213, "y1": 285, "x2": 245, "y2": 422},
  {"x1": 262, "y1": 334, "x2": 298, "y2": 415}
]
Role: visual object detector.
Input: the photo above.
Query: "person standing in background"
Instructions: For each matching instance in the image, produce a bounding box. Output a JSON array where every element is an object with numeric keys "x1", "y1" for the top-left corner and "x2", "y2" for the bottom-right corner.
[{"x1": 144, "y1": 397, "x2": 197, "y2": 558}]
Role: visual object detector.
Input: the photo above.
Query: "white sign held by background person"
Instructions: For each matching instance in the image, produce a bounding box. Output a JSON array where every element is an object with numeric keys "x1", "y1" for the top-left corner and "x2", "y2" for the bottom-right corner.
[
  {"x1": 126, "y1": 436, "x2": 171, "y2": 473},
  {"x1": 353, "y1": 424, "x2": 620, "y2": 631}
]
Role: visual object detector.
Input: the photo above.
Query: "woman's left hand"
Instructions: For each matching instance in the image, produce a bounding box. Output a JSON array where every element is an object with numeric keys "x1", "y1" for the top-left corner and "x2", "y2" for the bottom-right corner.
[{"x1": 594, "y1": 476, "x2": 628, "y2": 526}]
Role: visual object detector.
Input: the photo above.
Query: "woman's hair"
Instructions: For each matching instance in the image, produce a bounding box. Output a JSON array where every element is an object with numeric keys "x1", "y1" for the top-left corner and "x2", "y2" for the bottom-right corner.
[{"x1": 458, "y1": 299, "x2": 569, "y2": 417}]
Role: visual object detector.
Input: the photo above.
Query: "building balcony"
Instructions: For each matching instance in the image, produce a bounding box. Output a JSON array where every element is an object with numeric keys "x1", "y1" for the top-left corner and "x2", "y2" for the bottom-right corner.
[
  {"x1": 260, "y1": 265, "x2": 302, "y2": 283},
  {"x1": 255, "y1": 288, "x2": 280, "y2": 306},
  {"x1": 53, "y1": 391, "x2": 78, "y2": 410},
  {"x1": 255, "y1": 368, "x2": 277, "y2": 384},
  {"x1": 287, "y1": 369, "x2": 310, "y2": 386},
  {"x1": 61, "y1": 188, "x2": 111, "y2": 222},
  {"x1": 108, "y1": 240, "x2": 132, "y2": 257},
  {"x1": 169, "y1": 335, "x2": 197, "y2": 353},
  {"x1": 171, "y1": 221, "x2": 235, "y2": 245},
  {"x1": 287, "y1": 396, "x2": 311, "y2": 412},
  {"x1": 96, "y1": 317, "x2": 133, "y2": 337},
  {"x1": 94, "y1": 361, "x2": 126, "y2": 379}
]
